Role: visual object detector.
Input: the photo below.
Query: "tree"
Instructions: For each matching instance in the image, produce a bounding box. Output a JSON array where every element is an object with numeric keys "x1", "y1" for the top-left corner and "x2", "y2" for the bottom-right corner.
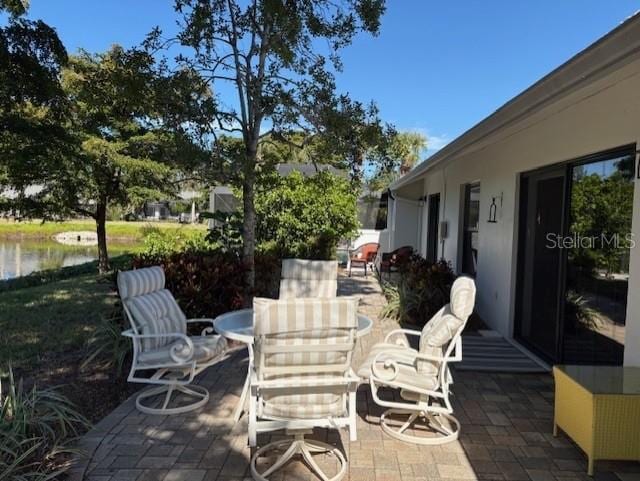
[
  {"x1": 0, "y1": 1, "x2": 70, "y2": 215},
  {"x1": 155, "y1": 0, "x2": 387, "y2": 292},
  {"x1": 2, "y1": 42, "x2": 206, "y2": 273},
  {"x1": 363, "y1": 130, "x2": 427, "y2": 192},
  {"x1": 569, "y1": 158, "x2": 634, "y2": 276},
  {"x1": 255, "y1": 170, "x2": 359, "y2": 259},
  {"x1": 60, "y1": 46, "x2": 210, "y2": 272},
  {"x1": 389, "y1": 131, "x2": 427, "y2": 174}
]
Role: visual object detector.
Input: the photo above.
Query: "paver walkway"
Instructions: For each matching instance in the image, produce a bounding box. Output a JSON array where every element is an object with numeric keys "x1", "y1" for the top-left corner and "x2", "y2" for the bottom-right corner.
[{"x1": 74, "y1": 274, "x2": 640, "y2": 481}]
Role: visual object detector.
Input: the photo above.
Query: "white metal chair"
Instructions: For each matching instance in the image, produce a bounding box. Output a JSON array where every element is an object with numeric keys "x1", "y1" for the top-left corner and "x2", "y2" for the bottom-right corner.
[
  {"x1": 358, "y1": 276, "x2": 476, "y2": 445},
  {"x1": 249, "y1": 296, "x2": 360, "y2": 481},
  {"x1": 117, "y1": 266, "x2": 228, "y2": 415},
  {"x1": 279, "y1": 258, "x2": 337, "y2": 298}
]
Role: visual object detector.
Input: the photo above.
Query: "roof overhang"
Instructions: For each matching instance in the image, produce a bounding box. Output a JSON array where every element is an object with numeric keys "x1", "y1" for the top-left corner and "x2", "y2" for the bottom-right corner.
[{"x1": 391, "y1": 11, "x2": 640, "y2": 191}]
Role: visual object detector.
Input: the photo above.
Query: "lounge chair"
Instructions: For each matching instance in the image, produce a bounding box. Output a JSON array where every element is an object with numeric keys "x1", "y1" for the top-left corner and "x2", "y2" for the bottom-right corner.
[
  {"x1": 118, "y1": 266, "x2": 227, "y2": 415},
  {"x1": 249, "y1": 296, "x2": 360, "y2": 480},
  {"x1": 348, "y1": 242, "x2": 379, "y2": 277},
  {"x1": 279, "y1": 258, "x2": 337, "y2": 298},
  {"x1": 358, "y1": 276, "x2": 476, "y2": 444},
  {"x1": 379, "y1": 245, "x2": 414, "y2": 279}
]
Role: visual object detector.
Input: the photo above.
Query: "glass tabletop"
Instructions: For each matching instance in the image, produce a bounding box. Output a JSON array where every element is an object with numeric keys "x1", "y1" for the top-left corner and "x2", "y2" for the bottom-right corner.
[
  {"x1": 213, "y1": 308, "x2": 373, "y2": 344},
  {"x1": 555, "y1": 365, "x2": 640, "y2": 395}
]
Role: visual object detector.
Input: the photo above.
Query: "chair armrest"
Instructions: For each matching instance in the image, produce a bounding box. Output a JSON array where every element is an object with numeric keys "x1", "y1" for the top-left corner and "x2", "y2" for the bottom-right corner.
[
  {"x1": 187, "y1": 318, "x2": 215, "y2": 336},
  {"x1": 370, "y1": 349, "x2": 417, "y2": 383},
  {"x1": 384, "y1": 328, "x2": 421, "y2": 346},
  {"x1": 122, "y1": 329, "x2": 195, "y2": 364}
]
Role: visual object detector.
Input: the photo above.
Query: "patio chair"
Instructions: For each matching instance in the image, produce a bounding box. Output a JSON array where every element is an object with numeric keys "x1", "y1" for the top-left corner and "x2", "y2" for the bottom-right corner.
[
  {"x1": 358, "y1": 276, "x2": 476, "y2": 445},
  {"x1": 379, "y1": 245, "x2": 414, "y2": 279},
  {"x1": 279, "y1": 258, "x2": 337, "y2": 298},
  {"x1": 249, "y1": 296, "x2": 360, "y2": 481},
  {"x1": 348, "y1": 242, "x2": 379, "y2": 277},
  {"x1": 118, "y1": 266, "x2": 228, "y2": 415}
]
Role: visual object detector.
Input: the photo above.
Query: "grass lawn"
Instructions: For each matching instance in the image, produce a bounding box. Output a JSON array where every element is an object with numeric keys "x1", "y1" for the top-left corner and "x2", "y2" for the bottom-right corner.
[
  {"x1": 0, "y1": 219, "x2": 206, "y2": 240},
  {"x1": 0, "y1": 272, "x2": 118, "y2": 374}
]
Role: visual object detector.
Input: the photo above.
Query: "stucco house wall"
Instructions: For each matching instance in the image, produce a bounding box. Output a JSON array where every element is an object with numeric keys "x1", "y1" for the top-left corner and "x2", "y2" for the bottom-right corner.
[{"x1": 389, "y1": 14, "x2": 640, "y2": 366}]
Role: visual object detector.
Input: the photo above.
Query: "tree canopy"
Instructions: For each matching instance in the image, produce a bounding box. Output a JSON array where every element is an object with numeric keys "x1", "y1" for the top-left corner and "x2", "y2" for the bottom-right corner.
[{"x1": 150, "y1": 0, "x2": 388, "y2": 292}]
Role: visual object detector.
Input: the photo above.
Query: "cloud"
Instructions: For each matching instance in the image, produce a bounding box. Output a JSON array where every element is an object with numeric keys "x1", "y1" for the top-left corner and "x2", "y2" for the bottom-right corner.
[
  {"x1": 425, "y1": 132, "x2": 451, "y2": 152},
  {"x1": 396, "y1": 126, "x2": 452, "y2": 156}
]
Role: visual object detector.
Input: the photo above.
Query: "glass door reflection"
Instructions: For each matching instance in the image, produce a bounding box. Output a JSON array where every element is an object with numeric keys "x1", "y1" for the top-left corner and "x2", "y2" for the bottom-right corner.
[{"x1": 563, "y1": 153, "x2": 634, "y2": 365}]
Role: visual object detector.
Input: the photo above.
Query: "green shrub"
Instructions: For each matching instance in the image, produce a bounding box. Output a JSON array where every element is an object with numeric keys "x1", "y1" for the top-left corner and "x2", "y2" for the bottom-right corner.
[
  {"x1": 132, "y1": 250, "x2": 281, "y2": 318},
  {"x1": 139, "y1": 227, "x2": 217, "y2": 259},
  {"x1": 381, "y1": 255, "x2": 456, "y2": 327},
  {"x1": 201, "y1": 211, "x2": 243, "y2": 253},
  {"x1": 0, "y1": 369, "x2": 90, "y2": 480},
  {"x1": 255, "y1": 171, "x2": 359, "y2": 260}
]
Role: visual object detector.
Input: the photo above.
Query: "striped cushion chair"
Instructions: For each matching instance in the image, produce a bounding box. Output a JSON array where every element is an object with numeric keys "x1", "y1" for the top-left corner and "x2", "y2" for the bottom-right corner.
[
  {"x1": 358, "y1": 276, "x2": 476, "y2": 445},
  {"x1": 279, "y1": 258, "x2": 337, "y2": 299},
  {"x1": 118, "y1": 266, "x2": 227, "y2": 415},
  {"x1": 249, "y1": 296, "x2": 360, "y2": 481}
]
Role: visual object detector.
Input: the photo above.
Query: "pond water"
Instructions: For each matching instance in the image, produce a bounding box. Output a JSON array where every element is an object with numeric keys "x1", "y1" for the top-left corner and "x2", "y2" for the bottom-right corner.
[{"x1": 0, "y1": 239, "x2": 136, "y2": 280}]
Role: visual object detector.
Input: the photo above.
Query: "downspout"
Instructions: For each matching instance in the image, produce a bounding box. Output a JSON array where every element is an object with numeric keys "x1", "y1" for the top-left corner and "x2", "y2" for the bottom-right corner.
[
  {"x1": 388, "y1": 188, "x2": 396, "y2": 251},
  {"x1": 440, "y1": 165, "x2": 447, "y2": 260}
]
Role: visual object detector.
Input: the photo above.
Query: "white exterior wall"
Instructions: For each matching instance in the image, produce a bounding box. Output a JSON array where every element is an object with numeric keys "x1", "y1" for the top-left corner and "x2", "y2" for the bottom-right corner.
[
  {"x1": 392, "y1": 56, "x2": 640, "y2": 365},
  {"x1": 351, "y1": 229, "x2": 390, "y2": 253},
  {"x1": 390, "y1": 197, "x2": 421, "y2": 251}
]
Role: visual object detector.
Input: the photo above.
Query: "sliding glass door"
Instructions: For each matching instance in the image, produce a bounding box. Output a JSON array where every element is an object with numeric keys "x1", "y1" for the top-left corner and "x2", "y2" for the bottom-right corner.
[
  {"x1": 516, "y1": 147, "x2": 634, "y2": 365},
  {"x1": 516, "y1": 167, "x2": 567, "y2": 360}
]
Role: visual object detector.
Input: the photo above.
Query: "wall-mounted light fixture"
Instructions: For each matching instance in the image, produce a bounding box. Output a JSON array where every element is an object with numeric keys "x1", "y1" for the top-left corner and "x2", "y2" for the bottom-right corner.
[
  {"x1": 487, "y1": 192, "x2": 503, "y2": 223},
  {"x1": 488, "y1": 198, "x2": 497, "y2": 223}
]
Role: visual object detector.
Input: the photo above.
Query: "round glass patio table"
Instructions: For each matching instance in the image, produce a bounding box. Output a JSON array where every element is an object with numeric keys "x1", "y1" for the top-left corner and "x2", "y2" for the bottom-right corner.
[{"x1": 213, "y1": 308, "x2": 373, "y2": 421}]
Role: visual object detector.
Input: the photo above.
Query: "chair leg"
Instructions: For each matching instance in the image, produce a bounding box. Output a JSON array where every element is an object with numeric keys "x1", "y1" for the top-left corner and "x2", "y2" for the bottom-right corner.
[
  {"x1": 349, "y1": 391, "x2": 357, "y2": 442},
  {"x1": 135, "y1": 383, "x2": 209, "y2": 415},
  {"x1": 250, "y1": 434, "x2": 347, "y2": 481},
  {"x1": 379, "y1": 408, "x2": 460, "y2": 445},
  {"x1": 248, "y1": 391, "x2": 257, "y2": 448}
]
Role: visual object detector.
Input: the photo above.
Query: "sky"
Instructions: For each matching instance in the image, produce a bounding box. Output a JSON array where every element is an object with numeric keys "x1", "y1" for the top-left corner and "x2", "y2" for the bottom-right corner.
[{"x1": 17, "y1": 1, "x2": 640, "y2": 158}]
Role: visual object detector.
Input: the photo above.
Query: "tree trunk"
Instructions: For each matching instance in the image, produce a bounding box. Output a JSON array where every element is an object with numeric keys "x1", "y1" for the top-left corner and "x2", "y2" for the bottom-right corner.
[
  {"x1": 242, "y1": 149, "x2": 257, "y2": 303},
  {"x1": 95, "y1": 202, "x2": 109, "y2": 274}
]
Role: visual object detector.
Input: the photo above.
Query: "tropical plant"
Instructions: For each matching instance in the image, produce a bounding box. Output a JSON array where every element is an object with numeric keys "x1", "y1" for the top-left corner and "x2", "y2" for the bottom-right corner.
[
  {"x1": 565, "y1": 290, "x2": 600, "y2": 333},
  {"x1": 0, "y1": 369, "x2": 89, "y2": 481},
  {"x1": 148, "y1": 0, "x2": 389, "y2": 293},
  {"x1": 380, "y1": 256, "x2": 456, "y2": 327},
  {"x1": 82, "y1": 309, "x2": 131, "y2": 377},
  {"x1": 388, "y1": 131, "x2": 428, "y2": 174},
  {"x1": 255, "y1": 171, "x2": 360, "y2": 259}
]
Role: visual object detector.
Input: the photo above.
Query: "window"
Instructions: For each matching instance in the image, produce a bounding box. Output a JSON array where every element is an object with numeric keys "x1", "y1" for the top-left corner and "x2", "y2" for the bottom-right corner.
[{"x1": 461, "y1": 183, "x2": 480, "y2": 276}]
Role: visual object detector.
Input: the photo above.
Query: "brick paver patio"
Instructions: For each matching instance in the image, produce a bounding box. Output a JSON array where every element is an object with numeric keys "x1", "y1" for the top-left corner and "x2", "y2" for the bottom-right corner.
[{"x1": 73, "y1": 274, "x2": 640, "y2": 481}]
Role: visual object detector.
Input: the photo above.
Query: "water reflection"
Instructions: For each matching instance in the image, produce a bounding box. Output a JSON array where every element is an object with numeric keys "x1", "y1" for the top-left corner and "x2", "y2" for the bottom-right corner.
[{"x1": 0, "y1": 239, "x2": 134, "y2": 280}]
